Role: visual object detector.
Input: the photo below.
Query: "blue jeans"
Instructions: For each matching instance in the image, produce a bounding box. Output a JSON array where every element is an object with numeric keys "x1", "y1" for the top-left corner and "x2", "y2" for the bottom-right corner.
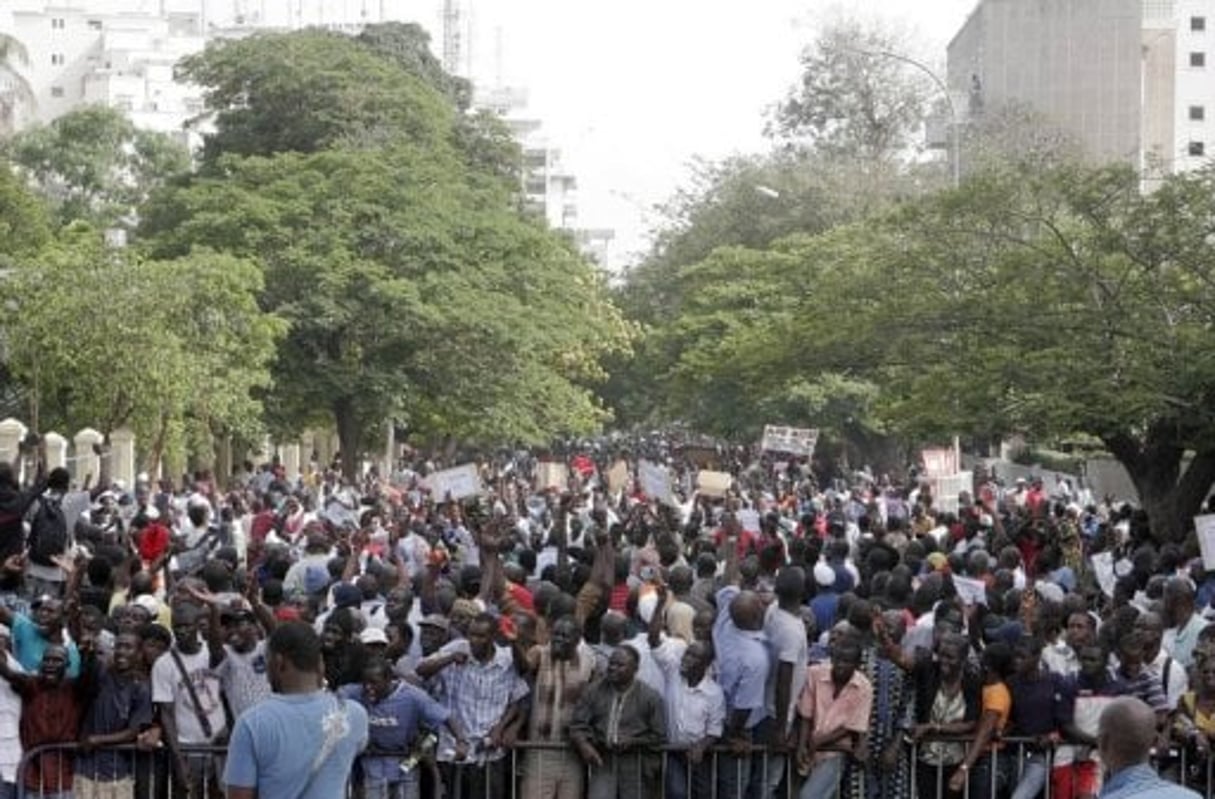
[
  {"x1": 666, "y1": 752, "x2": 713, "y2": 799},
  {"x1": 1009, "y1": 751, "x2": 1049, "y2": 799},
  {"x1": 718, "y1": 729, "x2": 754, "y2": 799},
  {"x1": 799, "y1": 753, "x2": 845, "y2": 799},
  {"x1": 364, "y1": 774, "x2": 418, "y2": 799}
]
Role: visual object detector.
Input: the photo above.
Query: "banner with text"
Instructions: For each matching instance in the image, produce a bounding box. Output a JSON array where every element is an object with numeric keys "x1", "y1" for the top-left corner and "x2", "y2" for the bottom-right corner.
[{"x1": 760, "y1": 425, "x2": 819, "y2": 457}]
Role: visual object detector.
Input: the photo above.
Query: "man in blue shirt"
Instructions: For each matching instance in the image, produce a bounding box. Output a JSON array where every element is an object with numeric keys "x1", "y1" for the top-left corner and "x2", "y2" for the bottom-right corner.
[
  {"x1": 340, "y1": 658, "x2": 469, "y2": 799},
  {"x1": 0, "y1": 593, "x2": 81, "y2": 678},
  {"x1": 1097, "y1": 696, "x2": 1199, "y2": 798},
  {"x1": 225, "y1": 622, "x2": 370, "y2": 799},
  {"x1": 714, "y1": 514, "x2": 771, "y2": 799}
]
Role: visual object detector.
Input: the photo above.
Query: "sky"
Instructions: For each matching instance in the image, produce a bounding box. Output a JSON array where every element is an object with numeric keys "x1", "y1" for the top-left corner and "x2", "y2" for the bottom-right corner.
[{"x1": 458, "y1": 0, "x2": 979, "y2": 271}]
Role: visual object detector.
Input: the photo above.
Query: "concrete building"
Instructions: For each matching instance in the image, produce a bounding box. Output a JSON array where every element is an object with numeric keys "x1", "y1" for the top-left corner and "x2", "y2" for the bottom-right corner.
[{"x1": 947, "y1": 0, "x2": 1215, "y2": 173}]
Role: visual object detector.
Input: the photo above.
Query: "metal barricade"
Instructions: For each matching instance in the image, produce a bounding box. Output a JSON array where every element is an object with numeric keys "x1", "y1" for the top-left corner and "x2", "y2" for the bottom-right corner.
[{"x1": 11, "y1": 735, "x2": 1215, "y2": 799}]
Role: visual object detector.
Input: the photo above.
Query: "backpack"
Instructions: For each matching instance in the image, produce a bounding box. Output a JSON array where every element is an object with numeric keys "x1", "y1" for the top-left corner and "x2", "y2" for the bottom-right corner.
[{"x1": 27, "y1": 495, "x2": 67, "y2": 567}]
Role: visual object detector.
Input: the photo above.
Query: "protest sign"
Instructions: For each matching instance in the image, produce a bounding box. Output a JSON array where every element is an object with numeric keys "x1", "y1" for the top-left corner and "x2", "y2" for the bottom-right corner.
[
  {"x1": 952, "y1": 575, "x2": 988, "y2": 606},
  {"x1": 921, "y1": 448, "x2": 959, "y2": 479},
  {"x1": 63, "y1": 491, "x2": 91, "y2": 538},
  {"x1": 737, "y1": 508, "x2": 761, "y2": 533},
  {"x1": 760, "y1": 425, "x2": 818, "y2": 457},
  {"x1": 426, "y1": 463, "x2": 483, "y2": 501},
  {"x1": 696, "y1": 470, "x2": 733, "y2": 498},
  {"x1": 930, "y1": 472, "x2": 973, "y2": 515},
  {"x1": 1197, "y1": 513, "x2": 1215, "y2": 570},
  {"x1": 606, "y1": 461, "x2": 630, "y2": 495},
  {"x1": 638, "y1": 460, "x2": 674, "y2": 505},
  {"x1": 536, "y1": 462, "x2": 568, "y2": 492},
  {"x1": 683, "y1": 446, "x2": 721, "y2": 469}
]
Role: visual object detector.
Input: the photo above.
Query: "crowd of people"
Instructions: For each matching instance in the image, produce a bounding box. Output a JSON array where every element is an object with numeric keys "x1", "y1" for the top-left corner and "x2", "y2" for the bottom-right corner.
[{"x1": 0, "y1": 439, "x2": 1208, "y2": 799}]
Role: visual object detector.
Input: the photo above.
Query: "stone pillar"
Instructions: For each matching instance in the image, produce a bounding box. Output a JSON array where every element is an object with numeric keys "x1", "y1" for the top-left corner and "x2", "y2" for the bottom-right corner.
[
  {"x1": 281, "y1": 443, "x2": 301, "y2": 483},
  {"x1": 0, "y1": 419, "x2": 26, "y2": 468},
  {"x1": 44, "y1": 432, "x2": 67, "y2": 472},
  {"x1": 73, "y1": 428, "x2": 103, "y2": 487},
  {"x1": 110, "y1": 427, "x2": 136, "y2": 489},
  {"x1": 300, "y1": 431, "x2": 317, "y2": 474}
]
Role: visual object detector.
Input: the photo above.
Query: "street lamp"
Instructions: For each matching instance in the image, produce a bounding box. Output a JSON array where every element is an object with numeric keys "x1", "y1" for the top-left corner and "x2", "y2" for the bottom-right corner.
[{"x1": 842, "y1": 46, "x2": 961, "y2": 188}]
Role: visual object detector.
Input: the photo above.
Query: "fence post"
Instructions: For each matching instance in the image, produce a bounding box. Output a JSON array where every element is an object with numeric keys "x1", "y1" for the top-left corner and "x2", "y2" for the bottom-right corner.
[
  {"x1": 73, "y1": 428, "x2": 103, "y2": 487},
  {"x1": 43, "y1": 432, "x2": 67, "y2": 471},
  {"x1": 111, "y1": 427, "x2": 136, "y2": 489}
]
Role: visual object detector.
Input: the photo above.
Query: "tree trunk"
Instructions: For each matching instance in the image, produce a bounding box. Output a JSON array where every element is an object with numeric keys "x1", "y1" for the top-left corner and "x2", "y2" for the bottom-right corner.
[
  {"x1": 1102, "y1": 429, "x2": 1215, "y2": 544},
  {"x1": 333, "y1": 397, "x2": 360, "y2": 481}
]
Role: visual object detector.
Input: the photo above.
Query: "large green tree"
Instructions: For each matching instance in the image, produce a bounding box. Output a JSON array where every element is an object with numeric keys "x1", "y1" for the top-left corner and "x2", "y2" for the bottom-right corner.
[
  {"x1": 0, "y1": 34, "x2": 33, "y2": 135},
  {"x1": 149, "y1": 29, "x2": 628, "y2": 477}
]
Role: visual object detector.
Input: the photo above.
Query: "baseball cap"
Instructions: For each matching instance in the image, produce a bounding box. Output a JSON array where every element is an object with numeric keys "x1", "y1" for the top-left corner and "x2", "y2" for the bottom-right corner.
[
  {"x1": 359, "y1": 628, "x2": 389, "y2": 645},
  {"x1": 418, "y1": 614, "x2": 450, "y2": 632},
  {"x1": 331, "y1": 583, "x2": 362, "y2": 610}
]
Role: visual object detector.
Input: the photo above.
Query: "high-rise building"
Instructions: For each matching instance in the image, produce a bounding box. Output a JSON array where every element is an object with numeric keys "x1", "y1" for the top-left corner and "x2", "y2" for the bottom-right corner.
[{"x1": 947, "y1": 0, "x2": 1213, "y2": 173}]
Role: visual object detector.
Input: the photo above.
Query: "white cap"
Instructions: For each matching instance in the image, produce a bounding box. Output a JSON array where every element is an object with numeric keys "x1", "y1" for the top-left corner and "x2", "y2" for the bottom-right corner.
[
  {"x1": 359, "y1": 628, "x2": 389, "y2": 645},
  {"x1": 813, "y1": 562, "x2": 836, "y2": 588}
]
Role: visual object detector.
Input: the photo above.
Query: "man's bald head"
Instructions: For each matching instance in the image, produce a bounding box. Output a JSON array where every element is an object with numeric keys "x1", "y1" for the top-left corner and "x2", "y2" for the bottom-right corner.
[
  {"x1": 1097, "y1": 697, "x2": 1158, "y2": 772},
  {"x1": 729, "y1": 590, "x2": 765, "y2": 631}
]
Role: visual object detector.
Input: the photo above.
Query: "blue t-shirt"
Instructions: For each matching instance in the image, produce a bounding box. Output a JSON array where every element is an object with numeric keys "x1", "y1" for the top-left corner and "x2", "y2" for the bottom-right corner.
[
  {"x1": 224, "y1": 691, "x2": 369, "y2": 798},
  {"x1": 339, "y1": 681, "x2": 449, "y2": 782},
  {"x1": 12, "y1": 613, "x2": 81, "y2": 678}
]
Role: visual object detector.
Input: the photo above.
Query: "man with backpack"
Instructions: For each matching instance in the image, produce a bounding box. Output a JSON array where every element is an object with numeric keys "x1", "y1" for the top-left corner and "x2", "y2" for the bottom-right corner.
[{"x1": 25, "y1": 467, "x2": 71, "y2": 601}]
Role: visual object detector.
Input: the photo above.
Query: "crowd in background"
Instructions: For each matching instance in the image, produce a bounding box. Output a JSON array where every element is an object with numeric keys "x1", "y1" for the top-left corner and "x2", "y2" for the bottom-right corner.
[{"x1": 0, "y1": 436, "x2": 1207, "y2": 799}]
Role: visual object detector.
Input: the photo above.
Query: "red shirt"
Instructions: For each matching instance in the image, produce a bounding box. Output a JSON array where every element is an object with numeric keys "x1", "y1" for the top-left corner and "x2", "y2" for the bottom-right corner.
[
  {"x1": 608, "y1": 583, "x2": 630, "y2": 614},
  {"x1": 137, "y1": 523, "x2": 170, "y2": 562},
  {"x1": 20, "y1": 678, "x2": 85, "y2": 791}
]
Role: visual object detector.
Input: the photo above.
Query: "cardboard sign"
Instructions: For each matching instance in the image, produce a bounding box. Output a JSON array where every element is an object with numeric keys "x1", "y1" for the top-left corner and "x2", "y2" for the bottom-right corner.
[
  {"x1": 737, "y1": 508, "x2": 761, "y2": 534},
  {"x1": 638, "y1": 460, "x2": 673, "y2": 505},
  {"x1": 426, "y1": 463, "x2": 483, "y2": 501},
  {"x1": 931, "y1": 472, "x2": 973, "y2": 515},
  {"x1": 536, "y1": 462, "x2": 569, "y2": 492},
  {"x1": 683, "y1": 446, "x2": 721, "y2": 469},
  {"x1": 761, "y1": 425, "x2": 818, "y2": 457},
  {"x1": 1197, "y1": 514, "x2": 1215, "y2": 570},
  {"x1": 63, "y1": 491, "x2": 92, "y2": 537},
  {"x1": 606, "y1": 461, "x2": 630, "y2": 495},
  {"x1": 921, "y1": 448, "x2": 959, "y2": 479},
  {"x1": 696, "y1": 470, "x2": 733, "y2": 498},
  {"x1": 952, "y1": 575, "x2": 988, "y2": 607}
]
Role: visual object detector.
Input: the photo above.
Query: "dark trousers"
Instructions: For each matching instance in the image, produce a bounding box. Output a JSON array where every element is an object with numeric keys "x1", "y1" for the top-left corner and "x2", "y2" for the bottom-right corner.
[{"x1": 440, "y1": 757, "x2": 507, "y2": 799}]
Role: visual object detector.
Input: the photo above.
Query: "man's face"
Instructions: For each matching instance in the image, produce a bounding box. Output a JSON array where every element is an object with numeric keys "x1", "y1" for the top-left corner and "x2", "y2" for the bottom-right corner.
[
  {"x1": 33, "y1": 601, "x2": 63, "y2": 636},
  {"x1": 39, "y1": 646, "x2": 67, "y2": 682},
  {"x1": 1078, "y1": 646, "x2": 1107, "y2": 679},
  {"x1": 362, "y1": 668, "x2": 392, "y2": 704},
  {"x1": 550, "y1": 620, "x2": 579, "y2": 662},
  {"x1": 830, "y1": 646, "x2": 860, "y2": 685},
  {"x1": 1012, "y1": 645, "x2": 1038, "y2": 678},
  {"x1": 385, "y1": 589, "x2": 411, "y2": 620},
  {"x1": 606, "y1": 649, "x2": 636, "y2": 688},
  {"x1": 420, "y1": 625, "x2": 447, "y2": 656},
  {"x1": 936, "y1": 643, "x2": 962, "y2": 678},
  {"x1": 1066, "y1": 613, "x2": 1094, "y2": 649},
  {"x1": 692, "y1": 610, "x2": 714, "y2": 643},
  {"x1": 321, "y1": 624, "x2": 345, "y2": 653},
  {"x1": 142, "y1": 637, "x2": 168, "y2": 670},
  {"x1": 226, "y1": 616, "x2": 260, "y2": 654},
  {"x1": 467, "y1": 620, "x2": 495, "y2": 662},
  {"x1": 1135, "y1": 615, "x2": 1163, "y2": 655},
  {"x1": 680, "y1": 643, "x2": 710, "y2": 684},
  {"x1": 113, "y1": 633, "x2": 139, "y2": 673},
  {"x1": 172, "y1": 615, "x2": 201, "y2": 654}
]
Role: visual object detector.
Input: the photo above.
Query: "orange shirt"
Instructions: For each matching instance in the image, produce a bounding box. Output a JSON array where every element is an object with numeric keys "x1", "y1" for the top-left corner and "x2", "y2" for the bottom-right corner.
[{"x1": 797, "y1": 663, "x2": 873, "y2": 762}]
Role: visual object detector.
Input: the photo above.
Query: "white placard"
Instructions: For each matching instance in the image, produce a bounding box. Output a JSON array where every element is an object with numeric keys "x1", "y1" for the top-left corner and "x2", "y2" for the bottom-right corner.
[
  {"x1": 737, "y1": 508, "x2": 761, "y2": 533},
  {"x1": 1091, "y1": 551, "x2": 1117, "y2": 598},
  {"x1": 1197, "y1": 513, "x2": 1215, "y2": 570},
  {"x1": 761, "y1": 425, "x2": 818, "y2": 457},
  {"x1": 931, "y1": 472, "x2": 973, "y2": 515},
  {"x1": 536, "y1": 462, "x2": 568, "y2": 492},
  {"x1": 638, "y1": 460, "x2": 673, "y2": 506},
  {"x1": 696, "y1": 470, "x2": 733, "y2": 498},
  {"x1": 922, "y1": 448, "x2": 959, "y2": 480},
  {"x1": 426, "y1": 463, "x2": 483, "y2": 501},
  {"x1": 952, "y1": 575, "x2": 988, "y2": 606}
]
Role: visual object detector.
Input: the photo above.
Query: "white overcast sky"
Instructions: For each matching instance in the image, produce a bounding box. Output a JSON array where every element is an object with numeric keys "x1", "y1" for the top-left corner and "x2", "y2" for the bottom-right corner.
[{"x1": 459, "y1": 1, "x2": 978, "y2": 269}]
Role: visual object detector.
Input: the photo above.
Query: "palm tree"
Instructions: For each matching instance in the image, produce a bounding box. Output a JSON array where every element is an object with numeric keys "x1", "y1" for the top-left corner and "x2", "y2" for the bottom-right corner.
[{"x1": 0, "y1": 33, "x2": 34, "y2": 135}]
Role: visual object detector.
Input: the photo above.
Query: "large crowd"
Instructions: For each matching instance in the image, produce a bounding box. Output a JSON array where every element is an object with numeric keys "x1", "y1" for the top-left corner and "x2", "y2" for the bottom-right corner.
[{"x1": 0, "y1": 440, "x2": 1208, "y2": 799}]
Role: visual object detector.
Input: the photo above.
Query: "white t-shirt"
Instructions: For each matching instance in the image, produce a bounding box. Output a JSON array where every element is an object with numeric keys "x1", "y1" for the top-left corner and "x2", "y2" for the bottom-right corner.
[
  {"x1": 219, "y1": 641, "x2": 272, "y2": 720},
  {"x1": 0, "y1": 654, "x2": 22, "y2": 782},
  {"x1": 152, "y1": 647, "x2": 227, "y2": 744},
  {"x1": 764, "y1": 604, "x2": 809, "y2": 733}
]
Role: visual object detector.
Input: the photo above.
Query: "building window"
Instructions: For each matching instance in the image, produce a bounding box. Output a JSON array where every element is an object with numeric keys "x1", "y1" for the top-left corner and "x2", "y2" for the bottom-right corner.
[
  {"x1": 51, "y1": 17, "x2": 65, "y2": 29},
  {"x1": 1192, "y1": 105, "x2": 1206, "y2": 121},
  {"x1": 87, "y1": 19, "x2": 102, "y2": 30},
  {"x1": 1189, "y1": 141, "x2": 1206, "y2": 157},
  {"x1": 1192, "y1": 51, "x2": 1207, "y2": 67},
  {"x1": 50, "y1": 86, "x2": 64, "y2": 98},
  {"x1": 50, "y1": 53, "x2": 64, "y2": 66},
  {"x1": 1194, "y1": 16, "x2": 1207, "y2": 31}
]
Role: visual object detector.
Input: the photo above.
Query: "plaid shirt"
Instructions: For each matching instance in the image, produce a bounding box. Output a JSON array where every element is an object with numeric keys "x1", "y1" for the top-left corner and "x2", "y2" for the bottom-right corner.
[
  {"x1": 436, "y1": 645, "x2": 529, "y2": 762},
  {"x1": 528, "y1": 641, "x2": 600, "y2": 742}
]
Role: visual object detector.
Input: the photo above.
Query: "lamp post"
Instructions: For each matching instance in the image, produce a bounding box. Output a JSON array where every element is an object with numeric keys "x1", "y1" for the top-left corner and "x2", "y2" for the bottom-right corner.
[{"x1": 843, "y1": 46, "x2": 961, "y2": 188}]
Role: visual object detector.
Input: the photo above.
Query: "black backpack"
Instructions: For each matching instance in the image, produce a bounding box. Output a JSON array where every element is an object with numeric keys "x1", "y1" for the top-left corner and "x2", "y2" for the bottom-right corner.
[{"x1": 27, "y1": 495, "x2": 67, "y2": 567}]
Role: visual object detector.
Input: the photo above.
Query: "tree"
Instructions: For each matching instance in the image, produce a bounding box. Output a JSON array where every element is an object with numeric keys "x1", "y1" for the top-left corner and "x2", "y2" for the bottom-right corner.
[
  {"x1": 356, "y1": 22, "x2": 472, "y2": 111},
  {"x1": 176, "y1": 30, "x2": 454, "y2": 168},
  {"x1": 0, "y1": 160, "x2": 50, "y2": 263},
  {"x1": 0, "y1": 34, "x2": 33, "y2": 135},
  {"x1": 769, "y1": 17, "x2": 935, "y2": 164},
  {"x1": 0, "y1": 225, "x2": 283, "y2": 470},
  {"x1": 4, "y1": 105, "x2": 190, "y2": 227}
]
